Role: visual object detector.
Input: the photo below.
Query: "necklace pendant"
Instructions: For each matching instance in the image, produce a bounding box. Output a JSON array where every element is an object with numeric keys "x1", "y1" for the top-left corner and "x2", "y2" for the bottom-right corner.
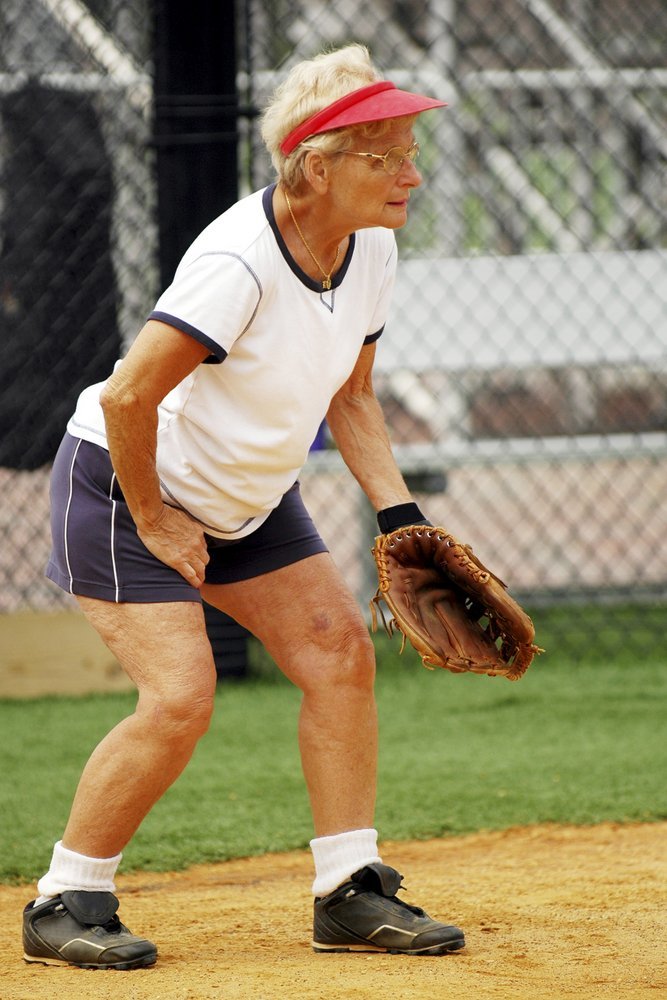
[{"x1": 322, "y1": 277, "x2": 332, "y2": 291}]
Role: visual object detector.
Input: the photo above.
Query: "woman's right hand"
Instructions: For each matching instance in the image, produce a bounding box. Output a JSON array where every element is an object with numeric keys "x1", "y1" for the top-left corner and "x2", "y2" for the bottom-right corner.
[{"x1": 137, "y1": 504, "x2": 210, "y2": 588}]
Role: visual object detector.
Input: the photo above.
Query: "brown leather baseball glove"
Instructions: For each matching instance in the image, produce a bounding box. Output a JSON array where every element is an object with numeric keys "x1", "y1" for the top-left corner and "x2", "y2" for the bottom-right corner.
[{"x1": 370, "y1": 525, "x2": 542, "y2": 680}]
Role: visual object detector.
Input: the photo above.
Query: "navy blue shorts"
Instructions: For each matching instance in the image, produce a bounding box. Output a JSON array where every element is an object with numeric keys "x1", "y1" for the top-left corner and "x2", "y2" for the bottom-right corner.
[{"x1": 46, "y1": 433, "x2": 328, "y2": 603}]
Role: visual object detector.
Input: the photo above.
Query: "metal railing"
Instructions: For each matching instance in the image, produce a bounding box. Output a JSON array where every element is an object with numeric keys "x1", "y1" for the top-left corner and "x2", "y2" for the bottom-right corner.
[{"x1": 0, "y1": 0, "x2": 664, "y2": 660}]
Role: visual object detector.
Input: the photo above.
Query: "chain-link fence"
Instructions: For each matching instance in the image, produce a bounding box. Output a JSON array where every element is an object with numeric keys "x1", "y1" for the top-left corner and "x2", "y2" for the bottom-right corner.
[
  {"x1": 0, "y1": 0, "x2": 157, "y2": 609},
  {"x1": 1, "y1": 0, "x2": 666, "y2": 658}
]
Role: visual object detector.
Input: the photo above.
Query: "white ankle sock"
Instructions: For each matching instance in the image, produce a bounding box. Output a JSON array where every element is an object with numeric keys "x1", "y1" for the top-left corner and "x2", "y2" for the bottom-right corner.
[
  {"x1": 310, "y1": 828, "x2": 382, "y2": 897},
  {"x1": 36, "y1": 840, "x2": 122, "y2": 901}
]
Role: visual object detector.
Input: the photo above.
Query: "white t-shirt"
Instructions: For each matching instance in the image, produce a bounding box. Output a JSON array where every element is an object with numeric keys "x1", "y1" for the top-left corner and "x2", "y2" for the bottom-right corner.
[{"x1": 68, "y1": 185, "x2": 398, "y2": 538}]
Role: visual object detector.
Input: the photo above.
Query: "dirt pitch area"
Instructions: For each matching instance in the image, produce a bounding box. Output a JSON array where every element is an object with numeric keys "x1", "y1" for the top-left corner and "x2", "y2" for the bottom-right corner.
[
  {"x1": 1, "y1": 617, "x2": 665, "y2": 998},
  {"x1": 0, "y1": 821, "x2": 664, "y2": 1000}
]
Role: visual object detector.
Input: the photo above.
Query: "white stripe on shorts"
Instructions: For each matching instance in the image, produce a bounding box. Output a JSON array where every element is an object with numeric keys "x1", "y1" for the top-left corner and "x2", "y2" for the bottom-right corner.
[
  {"x1": 63, "y1": 438, "x2": 83, "y2": 594},
  {"x1": 109, "y1": 473, "x2": 120, "y2": 603}
]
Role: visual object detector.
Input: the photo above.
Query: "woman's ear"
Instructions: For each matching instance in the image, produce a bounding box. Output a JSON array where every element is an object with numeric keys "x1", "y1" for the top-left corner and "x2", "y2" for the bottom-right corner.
[{"x1": 302, "y1": 149, "x2": 331, "y2": 193}]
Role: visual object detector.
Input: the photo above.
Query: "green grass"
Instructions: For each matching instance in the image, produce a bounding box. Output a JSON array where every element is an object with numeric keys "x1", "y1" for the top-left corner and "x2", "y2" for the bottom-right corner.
[{"x1": 1, "y1": 623, "x2": 665, "y2": 885}]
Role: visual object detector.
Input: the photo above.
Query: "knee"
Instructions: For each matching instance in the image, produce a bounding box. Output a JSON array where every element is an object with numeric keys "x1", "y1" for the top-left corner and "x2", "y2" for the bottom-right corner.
[
  {"x1": 305, "y1": 617, "x2": 376, "y2": 694},
  {"x1": 141, "y1": 677, "x2": 216, "y2": 746},
  {"x1": 341, "y1": 622, "x2": 376, "y2": 685},
  {"x1": 171, "y1": 691, "x2": 215, "y2": 741}
]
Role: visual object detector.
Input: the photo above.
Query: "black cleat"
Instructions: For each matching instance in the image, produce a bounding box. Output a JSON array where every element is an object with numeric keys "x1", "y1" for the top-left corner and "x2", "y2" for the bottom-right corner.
[
  {"x1": 313, "y1": 863, "x2": 465, "y2": 955},
  {"x1": 23, "y1": 891, "x2": 157, "y2": 970}
]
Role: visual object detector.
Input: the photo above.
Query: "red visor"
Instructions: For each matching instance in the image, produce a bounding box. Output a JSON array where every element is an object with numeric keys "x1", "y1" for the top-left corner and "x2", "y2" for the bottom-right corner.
[{"x1": 279, "y1": 80, "x2": 446, "y2": 155}]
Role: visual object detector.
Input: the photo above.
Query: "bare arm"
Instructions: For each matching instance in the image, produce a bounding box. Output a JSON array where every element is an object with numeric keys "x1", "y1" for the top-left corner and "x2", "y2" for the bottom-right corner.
[
  {"x1": 99, "y1": 319, "x2": 211, "y2": 588},
  {"x1": 326, "y1": 342, "x2": 412, "y2": 511}
]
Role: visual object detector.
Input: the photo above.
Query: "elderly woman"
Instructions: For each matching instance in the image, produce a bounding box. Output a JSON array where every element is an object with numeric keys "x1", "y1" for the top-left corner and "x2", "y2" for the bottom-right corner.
[{"x1": 23, "y1": 44, "x2": 465, "y2": 967}]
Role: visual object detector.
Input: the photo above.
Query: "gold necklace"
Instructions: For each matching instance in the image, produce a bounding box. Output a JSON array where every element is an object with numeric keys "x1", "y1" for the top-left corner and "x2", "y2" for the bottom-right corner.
[{"x1": 283, "y1": 189, "x2": 340, "y2": 291}]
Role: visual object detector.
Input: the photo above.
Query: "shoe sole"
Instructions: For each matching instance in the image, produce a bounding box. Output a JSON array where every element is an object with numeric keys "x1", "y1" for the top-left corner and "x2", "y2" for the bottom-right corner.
[
  {"x1": 24, "y1": 951, "x2": 157, "y2": 970},
  {"x1": 312, "y1": 937, "x2": 465, "y2": 956}
]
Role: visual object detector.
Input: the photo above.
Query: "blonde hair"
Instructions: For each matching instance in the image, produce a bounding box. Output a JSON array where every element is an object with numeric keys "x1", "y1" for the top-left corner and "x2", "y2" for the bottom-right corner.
[{"x1": 261, "y1": 44, "x2": 388, "y2": 189}]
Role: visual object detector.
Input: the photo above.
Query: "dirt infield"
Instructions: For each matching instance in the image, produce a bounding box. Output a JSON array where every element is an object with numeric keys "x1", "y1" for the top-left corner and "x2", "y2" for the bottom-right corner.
[
  {"x1": 1, "y1": 822, "x2": 664, "y2": 1000},
  {"x1": 1, "y1": 616, "x2": 665, "y2": 998}
]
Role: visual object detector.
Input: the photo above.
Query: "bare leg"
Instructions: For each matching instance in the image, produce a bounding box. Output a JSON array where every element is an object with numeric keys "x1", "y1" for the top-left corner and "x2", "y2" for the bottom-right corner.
[
  {"x1": 202, "y1": 553, "x2": 378, "y2": 836},
  {"x1": 61, "y1": 598, "x2": 217, "y2": 858}
]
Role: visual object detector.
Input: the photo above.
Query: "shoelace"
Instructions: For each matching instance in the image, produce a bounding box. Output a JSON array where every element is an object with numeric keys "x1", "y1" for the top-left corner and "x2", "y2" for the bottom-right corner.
[
  {"x1": 392, "y1": 894, "x2": 426, "y2": 917},
  {"x1": 100, "y1": 914, "x2": 123, "y2": 933},
  {"x1": 354, "y1": 883, "x2": 426, "y2": 918},
  {"x1": 55, "y1": 903, "x2": 123, "y2": 934}
]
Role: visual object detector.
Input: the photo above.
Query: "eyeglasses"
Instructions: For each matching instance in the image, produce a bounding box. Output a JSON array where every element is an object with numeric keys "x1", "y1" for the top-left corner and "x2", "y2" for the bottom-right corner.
[
  {"x1": 339, "y1": 141, "x2": 420, "y2": 175},
  {"x1": 302, "y1": 141, "x2": 420, "y2": 176}
]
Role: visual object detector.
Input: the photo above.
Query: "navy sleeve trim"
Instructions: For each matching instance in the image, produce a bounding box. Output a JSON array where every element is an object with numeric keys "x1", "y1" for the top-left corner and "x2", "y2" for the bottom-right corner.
[
  {"x1": 364, "y1": 326, "x2": 384, "y2": 345},
  {"x1": 148, "y1": 311, "x2": 228, "y2": 363}
]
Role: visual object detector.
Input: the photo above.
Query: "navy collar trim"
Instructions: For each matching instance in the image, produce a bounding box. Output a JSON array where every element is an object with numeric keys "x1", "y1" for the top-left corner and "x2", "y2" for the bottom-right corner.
[{"x1": 263, "y1": 184, "x2": 355, "y2": 292}]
